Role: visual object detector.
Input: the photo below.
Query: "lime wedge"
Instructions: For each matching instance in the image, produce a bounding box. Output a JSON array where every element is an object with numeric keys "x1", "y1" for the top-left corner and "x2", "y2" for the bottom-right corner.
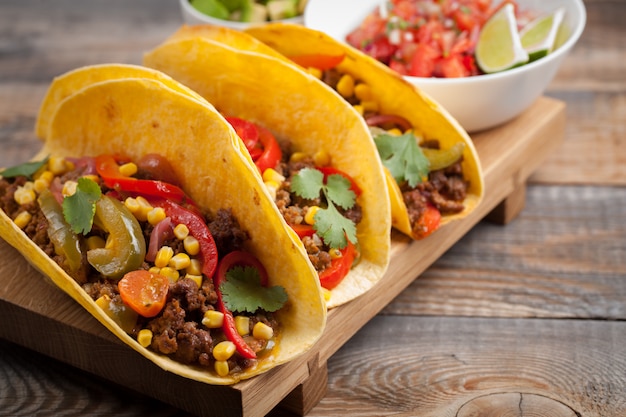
[
  {"x1": 520, "y1": 7, "x2": 566, "y2": 62},
  {"x1": 476, "y1": 3, "x2": 529, "y2": 74},
  {"x1": 190, "y1": 0, "x2": 229, "y2": 19}
]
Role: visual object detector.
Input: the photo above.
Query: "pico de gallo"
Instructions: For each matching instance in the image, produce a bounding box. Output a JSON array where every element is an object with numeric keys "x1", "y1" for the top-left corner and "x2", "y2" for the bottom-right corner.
[
  {"x1": 346, "y1": 0, "x2": 530, "y2": 78},
  {"x1": 0, "y1": 153, "x2": 288, "y2": 377},
  {"x1": 226, "y1": 117, "x2": 362, "y2": 291}
]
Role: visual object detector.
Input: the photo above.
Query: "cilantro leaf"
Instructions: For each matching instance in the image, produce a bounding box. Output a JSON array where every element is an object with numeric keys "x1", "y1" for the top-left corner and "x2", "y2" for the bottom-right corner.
[
  {"x1": 325, "y1": 174, "x2": 355, "y2": 210},
  {"x1": 290, "y1": 167, "x2": 324, "y2": 200},
  {"x1": 1, "y1": 157, "x2": 49, "y2": 179},
  {"x1": 221, "y1": 266, "x2": 288, "y2": 313},
  {"x1": 291, "y1": 167, "x2": 359, "y2": 249},
  {"x1": 62, "y1": 177, "x2": 102, "y2": 234},
  {"x1": 374, "y1": 132, "x2": 430, "y2": 188},
  {"x1": 314, "y1": 202, "x2": 356, "y2": 249}
]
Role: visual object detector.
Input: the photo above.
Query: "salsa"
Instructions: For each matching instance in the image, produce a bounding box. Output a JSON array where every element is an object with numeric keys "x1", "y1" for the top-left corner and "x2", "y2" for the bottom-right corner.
[{"x1": 346, "y1": 0, "x2": 531, "y2": 78}]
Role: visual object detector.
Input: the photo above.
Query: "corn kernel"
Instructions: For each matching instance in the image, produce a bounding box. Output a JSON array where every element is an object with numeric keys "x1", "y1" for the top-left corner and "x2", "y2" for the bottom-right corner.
[
  {"x1": 155, "y1": 246, "x2": 174, "y2": 268},
  {"x1": 187, "y1": 258, "x2": 202, "y2": 275},
  {"x1": 118, "y1": 162, "x2": 138, "y2": 177},
  {"x1": 33, "y1": 177, "x2": 50, "y2": 194},
  {"x1": 354, "y1": 83, "x2": 373, "y2": 101},
  {"x1": 13, "y1": 211, "x2": 32, "y2": 229},
  {"x1": 322, "y1": 288, "x2": 332, "y2": 302},
  {"x1": 360, "y1": 100, "x2": 379, "y2": 112},
  {"x1": 306, "y1": 67, "x2": 323, "y2": 79},
  {"x1": 147, "y1": 207, "x2": 166, "y2": 226},
  {"x1": 262, "y1": 168, "x2": 285, "y2": 184},
  {"x1": 159, "y1": 266, "x2": 179, "y2": 283},
  {"x1": 214, "y1": 360, "x2": 230, "y2": 377},
  {"x1": 252, "y1": 322, "x2": 274, "y2": 340},
  {"x1": 61, "y1": 180, "x2": 78, "y2": 197},
  {"x1": 304, "y1": 206, "x2": 319, "y2": 225},
  {"x1": 148, "y1": 266, "x2": 161, "y2": 275},
  {"x1": 213, "y1": 341, "x2": 236, "y2": 361},
  {"x1": 186, "y1": 274, "x2": 203, "y2": 288},
  {"x1": 336, "y1": 74, "x2": 355, "y2": 98},
  {"x1": 95, "y1": 294, "x2": 111, "y2": 310},
  {"x1": 48, "y1": 156, "x2": 68, "y2": 175},
  {"x1": 169, "y1": 253, "x2": 191, "y2": 270},
  {"x1": 124, "y1": 197, "x2": 140, "y2": 213},
  {"x1": 202, "y1": 310, "x2": 224, "y2": 328},
  {"x1": 234, "y1": 316, "x2": 250, "y2": 336},
  {"x1": 183, "y1": 236, "x2": 200, "y2": 256},
  {"x1": 80, "y1": 174, "x2": 100, "y2": 184},
  {"x1": 289, "y1": 151, "x2": 308, "y2": 163},
  {"x1": 134, "y1": 196, "x2": 153, "y2": 222},
  {"x1": 37, "y1": 170, "x2": 54, "y2": 184},
  {"x1": 329, "y1": 248, "x2": 343, "y2": 259},
  {"x1": 14, "y1": 186, "x2": 36, "y2": 205},
  {"x1": 86, "y1": 235, "x2": 106, "y2": 250},
  {"x1": 313, "y1": 150, "x2": 331, "y2": 167},
  {"x1": 352, "y1": 104, "x2": 364, "y2": 116},
  {"x1": 173, "y1": 223, "x2": 189, "y2": 240},
  {"x1": 137, "y1": 329, "x2": 153, "y2": 348},
  {"x1": 387, "y1": 128, "x2": 403, "y2": 136}
]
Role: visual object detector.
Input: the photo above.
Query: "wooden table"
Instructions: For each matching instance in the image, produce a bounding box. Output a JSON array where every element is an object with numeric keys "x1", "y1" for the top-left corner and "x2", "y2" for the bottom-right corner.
[{"x1": 1, "y1": 1, "x2": 624, "y2": 416}]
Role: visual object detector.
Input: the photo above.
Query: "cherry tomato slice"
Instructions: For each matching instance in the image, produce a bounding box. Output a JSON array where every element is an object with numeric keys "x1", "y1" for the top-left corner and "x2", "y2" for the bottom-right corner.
[{"x1": 118, "y1": 269, "x2": 169, "y2": 318}]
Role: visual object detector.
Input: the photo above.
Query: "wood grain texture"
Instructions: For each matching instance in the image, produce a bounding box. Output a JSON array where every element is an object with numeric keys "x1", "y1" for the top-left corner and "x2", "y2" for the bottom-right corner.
[{"x1": 0, "y1": 0, "x2": 624, "y2": 416}]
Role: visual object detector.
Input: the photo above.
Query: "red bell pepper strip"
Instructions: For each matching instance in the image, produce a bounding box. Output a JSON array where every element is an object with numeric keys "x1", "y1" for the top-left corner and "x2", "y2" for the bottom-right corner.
[
  {"x1": 95, "y1": 155, "x2": 191, "y2": 205},
  {"x1": 214, "y1": 250, "x2": 269, "y2": 359},
  {"x1": 364, "y1": 114, "x2": 413, "y2": 133},
  {"x1": 225, "y1": 118, "x2": 282, "y2": 174},
  {"x1": 316, "y1": 166, "x2": 363, "y2": 197},
  {"x1": 287, "y1": 54, "x2": 346, "y2": 70},
  {"x1": 319, "y1": 240, "x2": 357, "y2": 290},
  {"x1": 290, "y1": 223, "x2": 316, "y2": 239},
  {"x1": 147, "y1": 197, "x2": 219, "y2": 279},
  {"x1": 413, "y1": 203, "x2": 442, "y2": 240}
]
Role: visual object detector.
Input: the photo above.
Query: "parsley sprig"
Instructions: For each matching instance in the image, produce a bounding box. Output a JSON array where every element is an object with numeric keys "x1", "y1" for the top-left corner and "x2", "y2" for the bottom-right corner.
[
  {"x1": 62, "y1": 177, "x2": 102, "y2": 234},
  {"x1": 374, "y1": 132, "x2": 430, "y2": 188},
  {"x1": 221, "y1": 266, "x2": 288, "y2": 313},
  {"x1": 291, "y1": 168, "x2": 357, "y2": 249}
]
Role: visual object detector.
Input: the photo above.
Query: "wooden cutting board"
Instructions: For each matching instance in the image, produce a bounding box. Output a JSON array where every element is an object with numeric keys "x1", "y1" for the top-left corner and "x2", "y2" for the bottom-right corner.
[{"x1": 0, "y1": 97, "x2": 565, "y2": 417}]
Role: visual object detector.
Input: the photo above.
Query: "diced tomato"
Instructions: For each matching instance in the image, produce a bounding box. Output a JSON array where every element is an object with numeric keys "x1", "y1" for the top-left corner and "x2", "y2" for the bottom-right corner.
[
  {"x1": 288, "y1": 54, "x2": 345, "y2": 70},
  {"x1": 408, "y1": 43, "x2": 440, "y2": 77},
  {"x1": 345, "y1": 0, "x2": 525, "y2": 79},
  {"x1": 436, "y1": 55, "x2": 471, "y2": 78}
]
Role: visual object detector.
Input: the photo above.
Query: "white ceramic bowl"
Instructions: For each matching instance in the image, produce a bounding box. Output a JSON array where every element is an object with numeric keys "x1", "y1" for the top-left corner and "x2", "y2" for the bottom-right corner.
[
  {"x1": 305, "y1": 0, "x2": 586, "y2": 132},
  {"x1": 180, "y1": 0, "x2": 304, "y2": 30}
]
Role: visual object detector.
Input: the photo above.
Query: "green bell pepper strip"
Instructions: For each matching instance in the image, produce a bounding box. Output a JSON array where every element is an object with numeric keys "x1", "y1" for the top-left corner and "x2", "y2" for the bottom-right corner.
[
  {"x1": 87, "y1": 195, "x2": 146, "y2": 279},
  {"x1": 37, "y1": 188, "x2": 84, "y2": 273}
]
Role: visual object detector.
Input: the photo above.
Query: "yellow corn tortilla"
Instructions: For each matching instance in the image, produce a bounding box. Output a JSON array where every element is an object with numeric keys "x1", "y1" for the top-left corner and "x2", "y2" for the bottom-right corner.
[
  {"x1": 0, "y1": 75, "x2": 326, "y2": 384},
  {"x1": 35, "y1": 63, "x2": 207, "y2": 141},
  {"x1": 242, "y1": 23, "x2": 485, "y2": 239},
  {"x1": 143, "y1": 36, "x2": 391, "y2": 309}
]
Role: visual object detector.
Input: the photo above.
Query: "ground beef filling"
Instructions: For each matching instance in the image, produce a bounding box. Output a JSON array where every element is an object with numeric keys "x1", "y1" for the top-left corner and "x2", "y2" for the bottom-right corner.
[
  {"x1": 321, "y1": 68, "x2": 469, "y2": 236},
  {"x1": 273, "y1": 154, "x2": 363, "y2": 274},
  {"x1": 0, "y1": 171, "x2": 277, "y2": 373}
]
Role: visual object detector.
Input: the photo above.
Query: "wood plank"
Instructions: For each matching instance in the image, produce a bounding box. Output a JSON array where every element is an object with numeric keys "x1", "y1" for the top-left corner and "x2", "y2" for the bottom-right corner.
[
  {"x1": 0, "y1": 97, "x2": 566, "y2": 416},
  {"x1": 305, "y1": 316, "x2": 626, "y2": 417},
  {"x1": 382, "y1": 184, "x2": 626, "y2": 319}
]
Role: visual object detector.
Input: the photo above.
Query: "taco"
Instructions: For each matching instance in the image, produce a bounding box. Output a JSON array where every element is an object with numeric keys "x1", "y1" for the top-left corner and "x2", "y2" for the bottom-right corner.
[
  {"x1": 143, "y1": 35, "x2": 391, "y2": 308},
  {"x1": 242, "y1": 23, "x2": 484, "y2": 240},
  {"x1": 0, "y1": 72, "x2": 326, "y2": 384}
]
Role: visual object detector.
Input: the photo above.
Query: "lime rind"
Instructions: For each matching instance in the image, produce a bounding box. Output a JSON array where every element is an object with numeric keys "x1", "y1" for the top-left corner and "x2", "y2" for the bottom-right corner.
[
  {"x1": 520, "y1": 7, "x2": 566, "y2": 62},
  {"x1": 476, "y1": 3, "x2": 529, "y2": 74}
]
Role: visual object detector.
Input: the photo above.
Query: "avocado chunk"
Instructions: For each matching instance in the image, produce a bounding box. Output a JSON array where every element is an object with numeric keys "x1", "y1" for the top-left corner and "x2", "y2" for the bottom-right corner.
[
  {"x1": 190, "y1": 0, "x2": 229, "y2": 19},
  {"x1": 267, "y1": 0, "x2": 297, "y2": 20}
]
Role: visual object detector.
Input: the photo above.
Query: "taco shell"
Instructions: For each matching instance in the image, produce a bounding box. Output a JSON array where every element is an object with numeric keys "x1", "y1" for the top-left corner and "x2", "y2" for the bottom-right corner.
[
  {"x1": 1, "y1": 74, "x2": 326, "y2": 384},
  {"x1": 243, "y1": 23, "x2": 485, "y2": 238},
  {"x1": 143, "y1": 36, "x2": 391, "y2": 309}
]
